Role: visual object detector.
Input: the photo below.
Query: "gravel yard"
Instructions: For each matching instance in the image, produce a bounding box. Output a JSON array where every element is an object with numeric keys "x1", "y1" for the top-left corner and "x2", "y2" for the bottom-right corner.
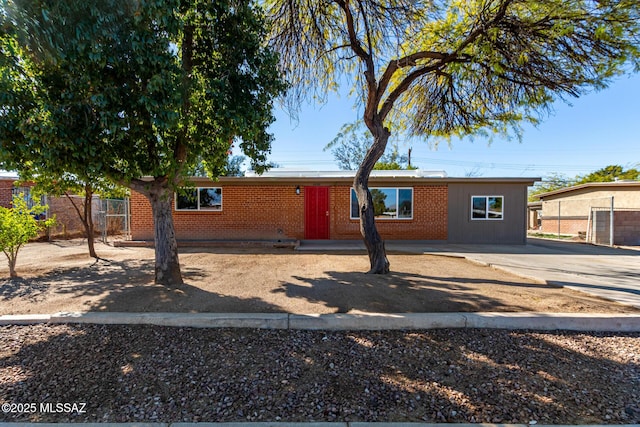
[
  {"x1": 2, "y1": 240, "x2": 639, "y2": 423},
  {"x1": 1, "y1": 324, "x2": 639, "y2": 423}
]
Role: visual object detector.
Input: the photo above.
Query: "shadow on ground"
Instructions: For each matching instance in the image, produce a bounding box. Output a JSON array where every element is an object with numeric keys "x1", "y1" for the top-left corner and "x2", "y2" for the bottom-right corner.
[
  {"x1": 0, "y1": 256, "x2": 285, "y2": 313},
  {"x1": 274, "y1": 270, "x2": 557, "y2": 313}
]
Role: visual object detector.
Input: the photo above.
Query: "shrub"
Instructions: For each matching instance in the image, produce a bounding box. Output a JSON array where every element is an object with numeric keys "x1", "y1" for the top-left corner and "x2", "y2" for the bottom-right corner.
[{"x1": 0, "y1": 195, "x2": 55, "y2": 278}]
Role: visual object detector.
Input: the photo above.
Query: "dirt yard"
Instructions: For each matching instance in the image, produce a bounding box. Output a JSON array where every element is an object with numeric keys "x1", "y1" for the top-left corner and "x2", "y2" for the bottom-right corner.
[{"x1": 0, "y1": 239, "x2": 637, "y2": 315}]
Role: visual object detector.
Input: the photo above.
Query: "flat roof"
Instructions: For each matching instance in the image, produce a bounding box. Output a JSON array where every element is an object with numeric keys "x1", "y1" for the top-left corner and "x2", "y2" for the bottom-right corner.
[
  {"x1": 0, "y1": 170, "x2": 18, "y2": 180},
  {"x1": 244, "y1": 169, "x2": 448, "y2": 178},
  {"x1": 186, "y1": 173, "x2": 540, "y2": 186}
]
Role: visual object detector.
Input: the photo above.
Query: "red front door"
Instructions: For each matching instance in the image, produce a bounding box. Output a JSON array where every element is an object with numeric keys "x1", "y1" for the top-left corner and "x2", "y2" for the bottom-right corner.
[{"x1": 304, "y1": 186, "x2": 330, "y2": 239}]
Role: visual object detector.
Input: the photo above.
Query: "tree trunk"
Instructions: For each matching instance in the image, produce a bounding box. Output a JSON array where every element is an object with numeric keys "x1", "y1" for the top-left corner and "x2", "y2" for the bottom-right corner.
[
  {"x1": 143, "y1": 180, "x2": 183, "y2": 286},
  {"x1": 65, "y1": 186, "x2": 98, "y2": 258},
  {"x1": 8, "y1": 253, "x2": 17, "y2": 278},
  {"x1": 354, "y1": 122, "x2": 391, "y2": 274},
  {"x1": 81, "y1": 186, "x2": 98, "y2": 258}
]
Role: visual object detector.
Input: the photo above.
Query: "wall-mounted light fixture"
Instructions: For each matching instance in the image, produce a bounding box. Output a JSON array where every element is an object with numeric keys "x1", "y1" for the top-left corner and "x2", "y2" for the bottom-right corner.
[{"x1": 295, "y1": 185, "x2": 301, "y2": 195}]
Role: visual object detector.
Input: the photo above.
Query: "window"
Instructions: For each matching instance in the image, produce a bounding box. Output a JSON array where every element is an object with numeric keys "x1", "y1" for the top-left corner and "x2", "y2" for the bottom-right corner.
[
  {"x1": 350, "y1": 188, "x2": 413, "y2": 219},
  {"x1": 176, "y1": 187, "x2": 222, "y2": 211},
  {"x1": 471, "y1": 196, "x2": 503, "y2": 220},
  {"x1": 12, "y1": 186, "x2": 46, "y2": 210}
]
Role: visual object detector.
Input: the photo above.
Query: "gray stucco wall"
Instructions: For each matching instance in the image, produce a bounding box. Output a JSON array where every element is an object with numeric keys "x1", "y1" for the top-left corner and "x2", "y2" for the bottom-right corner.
[{"x1": 447, "y1": 183, "x2": 529, "y2": 244}]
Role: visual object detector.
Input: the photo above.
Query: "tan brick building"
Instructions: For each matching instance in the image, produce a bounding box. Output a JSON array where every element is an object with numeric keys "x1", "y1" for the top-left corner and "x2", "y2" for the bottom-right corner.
[
  {"x1": 535, "y1": 181, "x2": 640, "y2": 245},
  {"x1": 130, "y1": 171, "x2": 538, "y2": 244}
]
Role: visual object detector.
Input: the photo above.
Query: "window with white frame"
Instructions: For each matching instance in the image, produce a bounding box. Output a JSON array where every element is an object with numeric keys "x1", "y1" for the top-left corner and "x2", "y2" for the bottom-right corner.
[
  {"x1": 175, "y1": 187, "x2": 222, "y2": 211},
  {"x1": 350, "y1": 187, "x2": 413, "y2": 219},
  {"x1": 471, "y1": 195, "x2": 503, "y2": 220}
]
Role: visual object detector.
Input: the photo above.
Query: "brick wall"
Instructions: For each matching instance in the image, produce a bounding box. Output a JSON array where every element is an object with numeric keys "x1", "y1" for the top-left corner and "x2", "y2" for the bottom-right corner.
[
  {"x1": 47, "y1": 196, "x2": 100, "y2": 238},
  {"x1": 540, "y1": 217, "x2": 587, "y2": 235},
  {"x1": 331, "y1": 185, "x2": 448, "y2": 240},
  {"x1": 615, "y1": 211, "x2": 640, "y2": 245},
  {"x1": 590, "y1": 210, "x2": 640, "y2": 246},
  {"x1": 130, "y1": 183, "x2": 449, "y2": 241},
  {"x1": 131, "y1": 185, "x2": 305, "y2": 241},
  {"x1": 0, "y1": 180, "x2": 14, "y2": 208}
]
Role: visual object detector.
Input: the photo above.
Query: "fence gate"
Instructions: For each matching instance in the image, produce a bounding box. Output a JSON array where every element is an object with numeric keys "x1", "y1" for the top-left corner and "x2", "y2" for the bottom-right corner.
[{"x1": 97, "y1": 198, "x2": 130, "y2": 243}]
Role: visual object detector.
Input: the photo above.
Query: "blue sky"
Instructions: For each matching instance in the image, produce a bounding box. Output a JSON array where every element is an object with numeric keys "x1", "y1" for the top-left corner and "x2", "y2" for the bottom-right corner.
[{"x1": 266, "y1": 73, "x2": 640, "y2": 180}]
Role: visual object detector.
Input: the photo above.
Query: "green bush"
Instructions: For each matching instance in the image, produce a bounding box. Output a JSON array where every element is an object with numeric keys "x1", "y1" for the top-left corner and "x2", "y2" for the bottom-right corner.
[{"x1": 0, "y1": 195, "x2": 55, "y2": 278}]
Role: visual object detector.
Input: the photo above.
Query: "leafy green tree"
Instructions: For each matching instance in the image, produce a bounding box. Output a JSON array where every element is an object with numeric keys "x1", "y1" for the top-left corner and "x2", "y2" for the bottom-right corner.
[
  {"x1": 576, "y1": 164, "x2": 640, "y2": 184},
  {"x1": 0, "y1": 195, "x2": 55, "y2": 278},
  {"x1": 267, "y1": 0, "x2": 639, "y2": 273},
  {"x1": 225, "y1": 156, "x2": 248, "y2": 177},
  {"x1": 190, "y1": 155, "x2": 248, "y2": 177},
  {"x1": 325, "y1": 121, "x2": 413, "y2": 170},
  {"x1": 0, "y1": 0, "x2": 286, "y2": 285},
  {"x1": 528, "y1": 172, "x2": 575, "y2": 201}
]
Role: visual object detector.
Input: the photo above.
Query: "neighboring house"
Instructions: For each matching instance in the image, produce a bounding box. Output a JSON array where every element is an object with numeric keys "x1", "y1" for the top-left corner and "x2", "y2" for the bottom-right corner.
[
  {"x1": 534, "y1": 181, "x2": 640, "y2": 245},
  {"x1": 129, "y1": 170, "x2": 539, "y2": 244},
  {"x1": 527, "y1": 200, "x2": 542, "y2": 230},
  {"x1": 0, "y1": 172, "x2": 104, "y2": 238}
]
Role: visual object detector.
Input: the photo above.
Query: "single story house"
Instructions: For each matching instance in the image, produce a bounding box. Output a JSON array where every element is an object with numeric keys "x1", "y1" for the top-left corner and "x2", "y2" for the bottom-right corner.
[
  {"x1": 534, "y1": 181, "x2": 640, "y2": 245},
  {"x1": 130, "y1": 170, "x2": 539, "y2": 245}
]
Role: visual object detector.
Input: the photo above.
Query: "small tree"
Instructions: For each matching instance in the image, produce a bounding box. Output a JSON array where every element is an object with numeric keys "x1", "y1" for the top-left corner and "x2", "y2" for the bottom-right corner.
[
  {"x1": 0, "y1": 195, "x2": 55, "y2": 278},
  {"x1": 21, "y1": 172, "x2": 127, "y2": 258}
]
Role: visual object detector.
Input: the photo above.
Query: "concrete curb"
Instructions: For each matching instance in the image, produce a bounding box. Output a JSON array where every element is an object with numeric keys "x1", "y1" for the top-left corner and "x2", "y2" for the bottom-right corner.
[
  {"x1": 0, "y1": 313, "x2": 289, "y2": 329},
  {"x1": 1, "y1": 312, "x2": 639, "y2": 332}
]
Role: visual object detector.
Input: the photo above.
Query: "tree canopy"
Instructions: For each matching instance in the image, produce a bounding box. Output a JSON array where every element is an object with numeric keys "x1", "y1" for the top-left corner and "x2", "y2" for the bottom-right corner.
[
  {"x1": 576, "y1": 164, "x2": 640, "y2": 184},
  {"x1": 1, "y1": 0, "x2": 286, "y2": 284},
  {"x1": 266, "y1": 0, "x2": 639, "y2": 273}
]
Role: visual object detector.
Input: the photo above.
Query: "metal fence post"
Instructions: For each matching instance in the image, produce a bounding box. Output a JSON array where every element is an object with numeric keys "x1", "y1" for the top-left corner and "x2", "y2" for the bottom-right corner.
[
  {"x1": 558, "y1": 200, "x2": 561, "y2": 238},
  {"x1": 610, "y1": 196, "x2": 614, "y2": 246}
]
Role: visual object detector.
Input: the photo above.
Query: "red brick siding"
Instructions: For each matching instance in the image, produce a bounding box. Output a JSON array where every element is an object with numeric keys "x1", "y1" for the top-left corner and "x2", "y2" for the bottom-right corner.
[
  {"x1": 130, "y1": 191, "x2": 154, "y2": 240},
  {"x1": 0, "y1": 180, "x2": 14, "y2": 208},
  {"x1": 131, "y1": 184, "x2": 448, "y2": 241},
  {"x1": 130, "y1": 185, "x2": 305, "y2": 241},
  {"x1": 330, "y1": 185, "x2": 448, "y2": 240},
  {"x1": 541, "y1": 218, "x2": 587, "y2": 235}
]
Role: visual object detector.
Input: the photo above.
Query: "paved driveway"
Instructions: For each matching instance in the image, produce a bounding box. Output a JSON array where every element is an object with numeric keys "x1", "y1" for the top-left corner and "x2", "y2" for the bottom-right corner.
[
  {"x1": 299, "y1": 238, "x2": 640, "y2": 309},
  {"x1": 420, "y1": 238, "x2": 640, "y2": 309}
]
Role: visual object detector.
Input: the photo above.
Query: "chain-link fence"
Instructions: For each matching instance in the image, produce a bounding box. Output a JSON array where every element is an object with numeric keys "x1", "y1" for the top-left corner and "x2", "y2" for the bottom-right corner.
[
  {"x1": 97, "y1": 198, "x2": 130, "y2": 243},
  {"x1": 36, "y1": 195, "x2": 130, "y2": 242}
]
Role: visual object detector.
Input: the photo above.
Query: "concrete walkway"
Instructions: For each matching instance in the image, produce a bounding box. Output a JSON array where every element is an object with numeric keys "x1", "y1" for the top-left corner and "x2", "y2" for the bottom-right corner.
[{"x1": 298, "y1": 238, "x2": 640, "y2": 309}]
